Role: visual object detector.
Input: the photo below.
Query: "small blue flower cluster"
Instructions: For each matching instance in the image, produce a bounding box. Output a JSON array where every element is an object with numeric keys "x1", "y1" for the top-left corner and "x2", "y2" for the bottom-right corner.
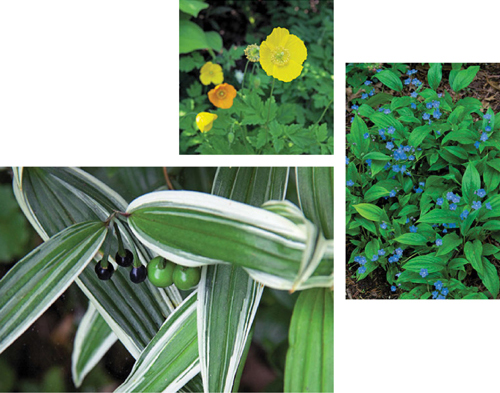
[
  {"x1": 388, "y1": 247, "x2": 403, "y2": 263},
  {"x1": 431, "y1": 280, "x2": 449, "y2": 299},
  {"x1": 474, "y1": 114, "x2": 493, "y2": 149},
  {"x1": 404, "y1": 69, "x2": 421, "y2": 86}
]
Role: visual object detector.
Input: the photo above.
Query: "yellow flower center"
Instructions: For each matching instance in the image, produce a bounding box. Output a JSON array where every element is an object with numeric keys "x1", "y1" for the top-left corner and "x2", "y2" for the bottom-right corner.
[
  {"x1": 217, "y1": 89, "x2": 226, "y2": 98},
  {"x1": 270, "y1": 46, "x2": 290, "y2": 67},
  {"x1": 208, "y1": 70, "x2": 214, "y2": 76}
]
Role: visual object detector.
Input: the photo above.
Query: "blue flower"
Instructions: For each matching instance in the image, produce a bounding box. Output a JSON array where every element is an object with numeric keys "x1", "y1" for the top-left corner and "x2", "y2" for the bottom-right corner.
[
  {"x1": 449, "y1": 223, "x2": 457, "y2": 229},
  {"x1": 390, "y1": 190, "x2": 397, "y2": 197},
  {"x1": 391, "y1": 285, "x2": 396, "y2": 292},
  {"x1": 484, "y1": 114, "x2": 492, "y2": 120},
  {"x1": 354, "y1": 256, "x2": 362, "y2": 263},
  {"x1": 387, "y1": 126, "x2": 395, "y2": 134},
  {"x1": 423, "y1": 113, "x2": 430, "y2": 120},
  {"x1": 386, "y1": 142, "x2": 394, "y2": 150},
  {"x1": 364, "y1": 132, "x2": 369, "y2": 139},
  {"x1": 415, "y1": 187, "x2": 423, "y2": 194},
  {"x1": 358, "y1": 266, "x2": 366, "y2": 274},
  {"x1": 426, "y1": 102, "x2": 433, "y2": 109},
  {"x1": 346, "y1": 156, "x2": 349, "y2": 165},
  {"x1": 411, "y1": 92, "x2": 418, "y2": 98},
  {"x1": 486, "y1": 202, "x2": 492, "y2": 210},
  {"x1": 434, "y1": 280, "x2": 443, "y2": 290},
  {"x1": 409, "y1": 155, "x2": 415, "y2": 161},
  {"x1": 346, "y1": 180, "x2": 354, "y2": 186},
  {"x1": 395, "y1": 248, "x2": 403, "y2": 257},
  {"x1": 419, "y1": 182, "x2": 425, "y2": 187},
  {"x1": 472, "y1": 200, "x2": 482, "y2": 210},
  {"x1": 485, "y1": 125, "x2": 492, "y2": 132},
  {"x1": 372, "y1": 254, "x2": 379, "y2": 262},
  {"x1": 366, "y1": 159, "x2": 372, "y2": 167},
  {"x1": 420, "y1": 268, "x2": 428, "y2": 278},
  {"x1": 379, "y1": 129, "x2": 385, "y2": 136},
  {"x1": 364, "y1": 80, "x2": 372, "y2": 85},
  {"x1": 409, "y1": 225, "x2": 417, "y2": 233},
  {"x1": 380, "y1": 222, "x2": 387, "y2": 229},
  {"x1": 369, "y1": 90, "x2": 374, "y2": 96},
  {"x1": 446, "y1": 192, "x2": 454, "y2": 201},
  {"x1": 441, "y1": 288, "x2": 449, "y2": 296},
  {"x1": 388, "y1": 256, "x2": 397, "y2": 263},
  {"x1": 460, "y1": 209, "x2": 469, "y2": 220},
  {"x1": 432, "y1": 291, "x2": 439, "y2": 299},
  {"x1": 476, "y1": 189, "x2": 486, "y2": 198},
  {"x1": 351, "y1": 104, "x2": 359, "y2": 110},
  {"x1": 384, "y1": 109, "x2": 391, "y2": 114},
  {"x1": 437, "y1": 294, "x2": 446, "y2": 299},
  {"x1": 378, "y1": 249, "x2": 386, "y2": 256},
  {"x1": 436, "y1": 238, "x2": 443, "y2": 246},
  {"x1": 451, "y1": 194, "x2": 460, "y2": 203},
  {"x1": 404, "y1": 78, "x2": 411, "y2": 85},
  {"x1": 357, "y1": 256, "x2": 367, "y2": 265},
  {"x1": 432, "y1": 100, "x2": 440, "y2": 108},
  {"x1": 433, "y1": 109, "x2": 442, "y2": 119},
  {"x1": 411, "y1": 103, "x2": 417, "y2": 109},
  {"x1": 361, "y1": 93, "x2": 368, "y2": 99},
  {"x1": 437, "y1": 198, "x2": 444, "y2": 206},
  {"x1": 449, "y1": 203, "x2": 457, "y2": 211},
  {"x1": 400, "y1": 165, "x2": 407, "y2": 173},
  {"x1": 392, "y1": 165, "x2": 400, "y2": 172},
  {"x1": 411, "y1": 78, "x2": 421, "y2": 86},
  {"x1": 474, "y1": 141, "x2": 481, "y2": 149},
  {"x1": 480, "y1": 132, "x2": 489, "y2": 142}
]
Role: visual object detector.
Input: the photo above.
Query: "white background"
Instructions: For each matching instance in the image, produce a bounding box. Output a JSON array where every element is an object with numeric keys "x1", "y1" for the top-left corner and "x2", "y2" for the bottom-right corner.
[
  {"x1": 335, "y1": 1, "x2": 500, "y2": 392},
  {"x1": 2, "y1": 0, "x2": 498, "y2": 392}
]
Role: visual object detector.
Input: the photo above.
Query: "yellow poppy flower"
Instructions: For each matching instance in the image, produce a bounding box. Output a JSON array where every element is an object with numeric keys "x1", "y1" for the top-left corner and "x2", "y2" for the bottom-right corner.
[
  {"x1": 208, "y1": 83, "x2": 237, "y2": 109},
  {"x1": 199, "y1": 62, "x2": 224, "y2": 85},
  {"x1": 196, "y1": 112, "x2": 218, "y2": 133},
  {"x1": 259, "y1": 27, "x2": 307, "y2": 83}
]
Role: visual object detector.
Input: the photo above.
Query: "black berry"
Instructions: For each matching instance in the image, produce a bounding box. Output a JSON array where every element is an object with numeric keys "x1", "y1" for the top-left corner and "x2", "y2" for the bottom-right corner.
[
  {"x1": 115, "y1": 249, "x2": 134, "y2": 267},
  {"x1": 95, "y1": 261, "x2": 114, "y2": 280},
  {"x1": 130, "y1": 265, "x2": 147, "y2": 284}
]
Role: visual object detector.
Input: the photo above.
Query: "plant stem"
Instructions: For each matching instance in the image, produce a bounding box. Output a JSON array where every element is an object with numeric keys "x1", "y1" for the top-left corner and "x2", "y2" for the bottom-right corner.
[
  {"x1": 315, "y1": 98, "x2": 333, "y2": 125},
  {"x1": 241, "y1": 60, "x2": 250, "y2": 91}
]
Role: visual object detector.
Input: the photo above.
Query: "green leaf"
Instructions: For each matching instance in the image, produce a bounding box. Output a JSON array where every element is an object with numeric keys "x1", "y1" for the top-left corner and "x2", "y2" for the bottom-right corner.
[
  {"x1": 352, "y1": 203, "x2": 384, "y2": 222},
  {"x1": 427, "y1": 63, "x2": 442, "y2": 90},
  {"x1": 393, "y1": 233, "x2": 428, "y2": 246},
  {"x1": 451, "y1": 66, "x2": 480, "y2": 92},
  {"x1": 179, "y1": 0, "x2": 208, "y2": 17},
  {"x1": 350, "y1": 115, "x2": 370, "y2": 157},
  {"x1": 197, "y1": 167, "x2": 288, "y2": 393},
  {"x1": 0, "y1": 221, "x2": 106, "y2": 354},
  {"x1": 363, "y1": 185, "x2": 390, "y2": 202},
  {"x1": 376, "y1": 69, "x2": 403, "y2": 92},
  {"x1": 284, "y1": 288, "x2": 333, "y2": 393},
  {"x1": 436, "y1": 233, "x2": 462, "y2": 257},
  {"x1": 127, "y1": 191, "x2": 333, "y2": 291},
  {"x1": 482, "y1": 221, "x2": 500, "y2": 231},
  {"x1": 417, "y1": 209, "x2": 460, "y2": 224},
  {"x1": 363, "y1": 152, "x2": 392, "y2": 161},
  {"x1": 402, "y1": 255, "x2": 446, "y2": 273},
  {"x1": 296, "y1": 167, "x2": 333, "y2": 239},
  {"x1": 478, "y1": 258, "x2": 499, "y2": 298},
  {"x1": 464, "y1": 240, "x2": 484, "y2": 276},
  {"x1": 447, "y1": 106, "x2": 465, "y2": 125},
  {"x1": 408, "y1": 125, "x2": 432, "y2": 148},
  {"x1": 116, "y1": 292, "x2": 200, "y2": 392},
  {"x1": 179, "y1": 20, "x2": 221, "y2": 54},
  {"x1": 462, "y1": 162, "x2": 481, "y2": 206},
  {"x1": 71, "y1": 303, "x2": 117, "y2": 388}
]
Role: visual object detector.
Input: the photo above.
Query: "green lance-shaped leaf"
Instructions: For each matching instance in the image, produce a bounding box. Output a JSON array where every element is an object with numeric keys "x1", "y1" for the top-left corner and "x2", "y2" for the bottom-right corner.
[
  {"x1": 402, "y1": 255, "x2": 446, "y2": 273},
  {"x1": 353, "y1": 203, "x2": 384, "y2": 222},
  {"x1": 198, "y1": 167, "x2": 287, "y2": 393},
  {"x1": 126, "y1": 190, "x2": 333, "y2": 291},
  {"x1": 0, "y1": 221, "x2": 106, "y2": 354},
  {"x1": 72, "y1": 303, "x2": 117, "y2": 388},
  {"x1": 284, "y1": 288, "x2": 333, "y2": 392},
  {"x1": 393, "y1": 233, "x2": 428, "y2": 246},
  {"x1": 462, "y1": 162, "x2": 481, "y2": 206},
  {"x1": 451, "y1": 65, "x2": 480, "y2": 92},
  {"x1": 296, "y1": 167, "x2": 333, "y2": 239},
  {"x1": 427, "y1": 63, "x2": 442, "y2": 91},
  {"x1": 116, "y1": 291, "x2": 200, "y2": 393},
  {"x1": 376, "y1": 69, "x2": 403, "y2": 92}
]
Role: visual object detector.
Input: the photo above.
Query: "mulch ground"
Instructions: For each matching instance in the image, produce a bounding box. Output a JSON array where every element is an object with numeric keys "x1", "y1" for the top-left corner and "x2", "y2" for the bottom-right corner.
[{"x1": 346, "y1": 63, "x2": 500, "y2": 299}]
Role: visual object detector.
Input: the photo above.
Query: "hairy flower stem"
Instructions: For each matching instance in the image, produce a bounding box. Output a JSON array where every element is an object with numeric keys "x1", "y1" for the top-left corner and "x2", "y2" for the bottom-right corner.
[
  {"x1": 316, "y1": 98, "x2": 333, "y2": 125},
  {"x1": 241, "y1": 60, "x2": 250, "y2": 90},
  {"x1": 263, "y1": 78, "x2": 276, "y2": 147}
]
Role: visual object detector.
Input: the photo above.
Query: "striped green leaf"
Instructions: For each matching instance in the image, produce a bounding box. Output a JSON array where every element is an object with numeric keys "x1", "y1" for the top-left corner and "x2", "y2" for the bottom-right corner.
[
  {"x1": 198, "y1": 167, "x2": 287, "y2": 393},
  {"x1": 71, "y1": 303, "x2": 117, "y2": 387},
  {"x1": 117, "y1": 292, "x2": 200, "y2": 392},
  {"x1": 284, "y1": 288, "x2": 333, "y2": 392},
  {"x1": 296, "y1": 167, "x2": 333, "y2": 239},
  {"x1": 0, "y1": 221, "x2": 106, "y2": 354},
  {"x1": 126, "y1": 191, "x2": 333, "y2": 291}
]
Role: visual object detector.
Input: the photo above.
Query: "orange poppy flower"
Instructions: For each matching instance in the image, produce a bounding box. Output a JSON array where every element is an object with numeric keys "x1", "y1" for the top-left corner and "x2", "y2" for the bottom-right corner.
[{"x1": 208, "y1": 83, "x2": 237, "y2": 109}]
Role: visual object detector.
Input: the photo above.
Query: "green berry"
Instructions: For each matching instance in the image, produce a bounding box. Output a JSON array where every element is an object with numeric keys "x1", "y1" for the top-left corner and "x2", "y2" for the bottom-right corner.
[
  {"x1": 173, "y1": 265, "x2": 201, "y2": 290},
  {"x1": 147, "y1": 256, "x2": 175, "y2": 288}
]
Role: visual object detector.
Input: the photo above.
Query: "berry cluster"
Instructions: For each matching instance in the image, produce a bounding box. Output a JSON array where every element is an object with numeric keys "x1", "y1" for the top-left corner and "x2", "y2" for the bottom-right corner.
[{"x1": 94, "y1": 217, "x2": 200, "y2": 290}]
